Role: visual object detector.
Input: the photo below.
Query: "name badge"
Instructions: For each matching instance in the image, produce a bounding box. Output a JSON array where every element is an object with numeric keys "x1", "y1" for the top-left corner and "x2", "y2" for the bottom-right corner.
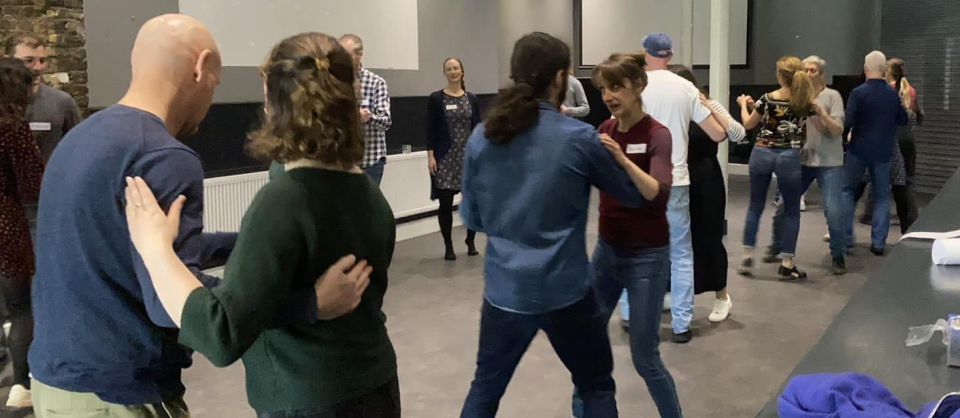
[
  {"x1": 445, "y1": 104, "x2": 458, "y2": 110},
  {"x1": 30, "y1": 122, "x2": 52, "y2": 132},
  {"x1": 360, "y1": 99, "x2": 370, "y2": 107},
  {"x1": 626, "y1": 143, "x2": 647, "y2": 154}
]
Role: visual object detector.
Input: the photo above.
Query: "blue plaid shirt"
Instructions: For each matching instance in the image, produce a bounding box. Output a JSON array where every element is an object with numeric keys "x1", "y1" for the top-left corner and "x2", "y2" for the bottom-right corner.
[{"x1": 359, "y1": 68, "x2": 391, "y2": 167}]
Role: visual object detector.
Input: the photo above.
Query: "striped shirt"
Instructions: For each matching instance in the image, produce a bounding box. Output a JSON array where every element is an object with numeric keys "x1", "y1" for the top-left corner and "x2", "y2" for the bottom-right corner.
[
  {"x1": 705, "y1": 99, "x2": 746, "y2": 143},
  {"x1": 359, "y1": 68, "x2": 392, "y2": 167}
]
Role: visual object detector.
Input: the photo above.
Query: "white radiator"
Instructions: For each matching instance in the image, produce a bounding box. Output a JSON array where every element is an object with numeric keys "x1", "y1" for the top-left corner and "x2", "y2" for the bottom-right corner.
[
  {"x1": 202, "y1": 171, "x2": 269, "y2": 232},
  {"x1": 202, "y1": 151, "x2": 457, "y2": 240}
]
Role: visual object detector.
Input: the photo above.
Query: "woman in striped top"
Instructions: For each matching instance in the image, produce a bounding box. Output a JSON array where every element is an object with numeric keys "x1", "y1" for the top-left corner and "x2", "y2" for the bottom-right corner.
[{"x1": 670, "y1": 64, "x2": 743, "y2": 323}]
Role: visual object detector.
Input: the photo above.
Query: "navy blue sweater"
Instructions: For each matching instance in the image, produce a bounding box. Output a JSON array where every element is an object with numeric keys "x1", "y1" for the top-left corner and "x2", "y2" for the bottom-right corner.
[
  {"x1": 30, "y1": 106, "x2": 237, "y2": 404},
  {"x1": 425, "y1": 90, "x2": 481, "y2": 161},
  {"x1": 843, "y1": 79, "x2": 908, "y2": 163}
]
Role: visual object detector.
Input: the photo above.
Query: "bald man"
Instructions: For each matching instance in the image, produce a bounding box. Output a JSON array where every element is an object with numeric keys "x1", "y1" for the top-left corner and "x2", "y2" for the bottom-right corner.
[{"x1": 28, "y1": 15, "x2": 230, "y2": 417}]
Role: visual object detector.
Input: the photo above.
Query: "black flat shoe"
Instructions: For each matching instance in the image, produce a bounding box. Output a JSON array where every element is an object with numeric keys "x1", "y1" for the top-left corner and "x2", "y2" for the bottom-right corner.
[
  {"x1": 445, "y1": 244, "x2": 456, "y2": 261},
  {"x1": 466, "y1": 240, "x2": 479, "y2": 256},
  {"x1": 778, "y1": 265, "x2": 807, "y2": 280},
  {"x1": 737, "y1": 257, "x2": 754, "y2": 276}
]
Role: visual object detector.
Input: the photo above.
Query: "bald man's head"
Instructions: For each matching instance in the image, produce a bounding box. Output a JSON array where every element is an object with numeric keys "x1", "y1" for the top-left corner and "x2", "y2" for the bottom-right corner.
[{"x1": 128, "y1": 14, "x2": 221, "y2": 137}]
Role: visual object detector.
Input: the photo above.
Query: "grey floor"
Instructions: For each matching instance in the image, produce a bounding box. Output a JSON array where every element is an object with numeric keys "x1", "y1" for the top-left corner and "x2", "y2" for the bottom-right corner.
[{"x1": 2, "y1": 175, "x2": 918, "y2": 418}]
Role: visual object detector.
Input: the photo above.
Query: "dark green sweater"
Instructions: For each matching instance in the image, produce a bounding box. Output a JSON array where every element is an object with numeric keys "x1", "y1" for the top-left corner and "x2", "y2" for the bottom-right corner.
[{"x1": 179, "y1": 167, "x2": 397, "y2": 414}]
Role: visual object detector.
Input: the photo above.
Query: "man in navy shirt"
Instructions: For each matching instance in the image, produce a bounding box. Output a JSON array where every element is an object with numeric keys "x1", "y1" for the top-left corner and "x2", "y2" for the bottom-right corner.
[
  {"x1": 29, "y1": 15, "x2": 371, "y2": 416},
  {"x1": 458, "y1": 32, "x2": 648, "y2": 418},
  {"x1": 841, "y1": 50, "x2": 908, "y2": 255}
]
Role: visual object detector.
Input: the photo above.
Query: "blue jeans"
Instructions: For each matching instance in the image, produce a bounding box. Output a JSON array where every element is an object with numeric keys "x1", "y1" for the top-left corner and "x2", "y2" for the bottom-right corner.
[
  {"x1": 770, "y1": 165, "x2": 846, "y2": 259},
  {"x1": 363, "y1": 157, "x2": 386, "y2": 185},
  {"x1": 843, "y1": 153, "x2": 892, "y2": 250},
  {"x1": 619, "y1": 186, "x2": 692, "y2": 335},
  {"x1": 667, "y1": 186, "x2": 694, "y2": 333},
  {"x1": 461, "y1": 294, "x2": 618, "y2": 418},
  {"x1": 743, "y1": 147, "x2": 802, "y2": 256},
  {"x1": 573, "y1": 242, "x2": 682, "y2": 418}
]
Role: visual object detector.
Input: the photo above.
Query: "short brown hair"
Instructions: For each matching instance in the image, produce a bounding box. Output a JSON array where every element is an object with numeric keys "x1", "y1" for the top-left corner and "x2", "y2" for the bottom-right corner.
[
  {"x1": 4, "y1": 34, "x2": 45, "y2": 56},
  {"x1": 592, "y1": 52, "x2": 648, "y2": 102},
  {"x1": 247, "y1": 32, "x2": 364, "y2": 167}
]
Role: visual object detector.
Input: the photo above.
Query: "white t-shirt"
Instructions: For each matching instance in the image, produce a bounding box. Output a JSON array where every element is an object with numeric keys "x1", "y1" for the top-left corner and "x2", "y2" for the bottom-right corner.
[{"x1": 641, "y1": 70, "x2": 712, "y2": 186}]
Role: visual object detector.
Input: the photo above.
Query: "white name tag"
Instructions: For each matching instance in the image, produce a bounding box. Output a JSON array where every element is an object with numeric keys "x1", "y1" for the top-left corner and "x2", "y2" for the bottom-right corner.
[
  {"x1": 360, "y1": 99, "x2": 370, "y2": 107},
  {"x1": 30, "y1": 122, "x2": 52, "y2": 132},
  {"x1": 626, "y1": 143, "x2": 647, "y2": 154},
  {"x1": 445, "y1": 104, "x2": 458, "y2": 110}
]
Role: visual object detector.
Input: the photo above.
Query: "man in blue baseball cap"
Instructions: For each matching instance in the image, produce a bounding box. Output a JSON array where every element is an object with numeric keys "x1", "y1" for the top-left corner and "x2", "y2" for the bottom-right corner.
[{"x1": 643, "y1": 32, "x2": 675, "y2": 59}]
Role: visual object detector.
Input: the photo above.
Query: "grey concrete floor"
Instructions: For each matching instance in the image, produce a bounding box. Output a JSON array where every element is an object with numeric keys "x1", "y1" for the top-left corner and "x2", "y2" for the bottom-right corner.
[{"x1": 1, "y1": 176, "x2": 918, "y2": 418}]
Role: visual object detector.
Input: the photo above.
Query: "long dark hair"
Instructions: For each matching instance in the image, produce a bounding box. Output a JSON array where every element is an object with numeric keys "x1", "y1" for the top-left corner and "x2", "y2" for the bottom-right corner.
[
  {"x1": 247, "y1": 32, "x2": 364, "y2": 167},
  {"x1": 484, "y1": 32, "x2": 570, "y2": 144},
  {"x1": 0, "y1": 57, "x2": 34, "y2": 126}
]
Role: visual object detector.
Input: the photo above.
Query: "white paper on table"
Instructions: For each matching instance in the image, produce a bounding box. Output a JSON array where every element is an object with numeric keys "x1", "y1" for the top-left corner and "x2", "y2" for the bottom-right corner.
[
  {"x1": 899, "y1": 229, "x2": 960, "y2": 242},
  {"x1": 932, "y1": 238, "x2": 960, "y2": 265}
]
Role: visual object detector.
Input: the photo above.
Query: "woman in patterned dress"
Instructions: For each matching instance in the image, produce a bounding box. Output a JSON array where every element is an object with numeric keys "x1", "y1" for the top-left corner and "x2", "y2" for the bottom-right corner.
[
  {"x1": 426, "y1": 57, "x2": 482, "y2": 260},
  {"x1": 0, "y1": 57, "x2": 44, "y2": 407}
]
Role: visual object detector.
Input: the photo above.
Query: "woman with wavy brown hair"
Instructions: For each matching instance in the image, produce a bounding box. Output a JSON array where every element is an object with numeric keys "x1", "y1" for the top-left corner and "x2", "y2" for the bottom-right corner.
[
  {"x1": 121, "y1": 33, "x2": 400, "y2": 417},
  {"x1": 0, "y1": 57, "x2": 44, "y2": 409}
]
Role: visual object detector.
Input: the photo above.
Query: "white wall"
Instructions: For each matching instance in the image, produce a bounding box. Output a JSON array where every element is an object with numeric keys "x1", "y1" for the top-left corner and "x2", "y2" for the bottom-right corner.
[{"x1": 497, "y1": 0, "x2": 574, "y2": 86}]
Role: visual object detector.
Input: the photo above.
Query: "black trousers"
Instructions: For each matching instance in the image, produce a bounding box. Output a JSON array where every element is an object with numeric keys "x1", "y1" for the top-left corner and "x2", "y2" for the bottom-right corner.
[
  {"x1": 0, "y1": 275, "x2": 33, "y2": 387},
  {"x1": 437, "y1": 189, "x2": 476, "y2": 246},
  {"x1": 857, "y1": 131, "x2": 919, "y2": 234},
  {"x1": 258, "y1": 377, "x2": 400, "y2": 418}
]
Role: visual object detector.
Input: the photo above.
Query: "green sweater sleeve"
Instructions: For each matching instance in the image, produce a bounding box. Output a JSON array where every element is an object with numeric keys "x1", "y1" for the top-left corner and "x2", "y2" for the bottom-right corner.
[{"x1": 179, "y1": 181, "x2": 306, "y2": 367}]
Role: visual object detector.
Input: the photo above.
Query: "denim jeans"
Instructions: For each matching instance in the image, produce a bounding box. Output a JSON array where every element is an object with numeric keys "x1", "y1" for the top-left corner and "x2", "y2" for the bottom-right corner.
[
  {"x1": 769, "y1": 165, "x2": 846, "y2": 259},
  {"x1": 573, "y1": 242, "x2": 682, "y2": 418},
  {"x1": 363, "y1": 157, "x2": 386, "y2": 185},
  {"x1": 257, "y1": 377, "x2": 400, "y2": 418},
  {"x1": 843, "y1": 153, "x2": 892, "y2": 250},
  {"x1": 743, "y1": 147, "x2": 802, "y2": 256},
  {"x1": 461, "y1": 294, "x2": 617, "y2": 418},
  {"x1": 618, "y1": 186, "x2": 693, "y2": 334}
]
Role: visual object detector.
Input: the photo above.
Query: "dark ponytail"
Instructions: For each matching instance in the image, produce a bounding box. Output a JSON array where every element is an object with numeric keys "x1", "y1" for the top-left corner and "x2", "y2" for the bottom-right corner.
[{"x1": 484, "y1": 32, "x2": 571, "y2": 144}]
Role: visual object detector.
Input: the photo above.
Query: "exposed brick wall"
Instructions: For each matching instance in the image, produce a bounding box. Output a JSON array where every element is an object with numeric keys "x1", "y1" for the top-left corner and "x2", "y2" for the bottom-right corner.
[{"x1": 1, "y1": 0, "x2": 88, "y2": 111}]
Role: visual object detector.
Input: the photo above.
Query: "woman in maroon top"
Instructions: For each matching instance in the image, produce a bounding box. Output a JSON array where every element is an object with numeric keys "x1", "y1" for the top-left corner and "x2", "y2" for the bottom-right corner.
[
  {"x1": 573, "y1": 52, "x2": 681, "y2": 418},
  {"x1": 0, "y1": 57, "x2": 44, "y2": 406}
]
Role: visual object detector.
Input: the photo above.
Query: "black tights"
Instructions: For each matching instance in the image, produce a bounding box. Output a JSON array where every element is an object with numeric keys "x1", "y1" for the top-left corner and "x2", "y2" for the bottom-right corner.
[
  {"x1": 0, "y1": 276, "x2": 33, "y2": 387},
  {"x1": 437, "y1": 189, "x2": 476, "y2": 247}
]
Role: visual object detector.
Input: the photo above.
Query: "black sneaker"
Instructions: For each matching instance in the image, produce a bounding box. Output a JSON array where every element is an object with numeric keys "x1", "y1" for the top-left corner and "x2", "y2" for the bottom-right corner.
[
  {"x1": 832, "y1": 257, "x2": 847, "y2": 275},
  {"x1": 737, "y1": 257, "x2": 754, "y2": 276},
  {"x1": 672, "y1": 330, "x2": 693, "y2": 344},
  {"x1": 762, "y1": 250, "x2": 780, "y2": 263},
  {"x1": 870, "y1": 246, "x2": 885, "y2": 256},
  {"x1": 778, "y1": 265, "x2": 807, "y2": 280}
]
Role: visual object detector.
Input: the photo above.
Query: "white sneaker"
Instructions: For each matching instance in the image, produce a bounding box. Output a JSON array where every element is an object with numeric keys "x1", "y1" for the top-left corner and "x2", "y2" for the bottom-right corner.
[
  {"x1": 800, "y1": 195, "x2": 807, "y2": 212},
  {"x1": 708, "y1": 296, "x2": 733, "y2": 323},
  {"x1": 823, "y1": 232, "x2": 831, "y2": 242},
  {"x1": 6, "y1": 384, "x2": 31, "y2": 408},
  {"x1": 662, "y1": 293, "x2": 672, "y2": 312}
]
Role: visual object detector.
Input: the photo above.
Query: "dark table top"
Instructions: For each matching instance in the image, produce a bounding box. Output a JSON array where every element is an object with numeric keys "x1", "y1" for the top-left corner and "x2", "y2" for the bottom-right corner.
[{"x1": 757, "y1": 168, "x2": 960, "y2": 417}]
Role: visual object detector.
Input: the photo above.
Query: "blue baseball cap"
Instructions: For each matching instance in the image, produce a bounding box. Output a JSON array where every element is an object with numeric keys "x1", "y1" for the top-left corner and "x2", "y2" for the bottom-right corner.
[{"x1": 643, "y1": 32, "x2": 673, "y2": 58}]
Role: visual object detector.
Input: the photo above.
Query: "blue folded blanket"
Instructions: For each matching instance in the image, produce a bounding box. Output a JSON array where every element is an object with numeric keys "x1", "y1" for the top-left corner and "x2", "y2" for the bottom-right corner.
[{"x1": 778, "y1": 373, "x2": 960, "y2": 418}]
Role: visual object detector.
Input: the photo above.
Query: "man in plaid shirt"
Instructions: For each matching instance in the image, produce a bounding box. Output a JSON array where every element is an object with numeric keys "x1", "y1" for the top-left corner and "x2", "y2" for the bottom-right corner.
[{"x1": 340, "y1": 33, "x2": 392, "y2": 185}]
